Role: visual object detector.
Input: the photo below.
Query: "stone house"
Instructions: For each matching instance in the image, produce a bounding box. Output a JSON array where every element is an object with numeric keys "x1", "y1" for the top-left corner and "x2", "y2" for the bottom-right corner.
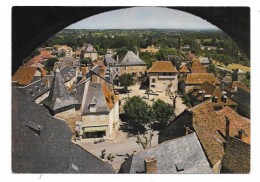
[
  {"x1": 80, "y1": 81, "x2": 119, "y2": 139},
  {"x1": 82, "y1": 44, "x2": 98, "y2": 61},
  {"x1": 147, "y1": 61, "x2": 178, "y2": 92},
  {"x1": 117, "y1": 51, "x2": 147, "y2": 78},
  {"x1": 184, "y1": 73, "x2": 220, "y2": 93}
]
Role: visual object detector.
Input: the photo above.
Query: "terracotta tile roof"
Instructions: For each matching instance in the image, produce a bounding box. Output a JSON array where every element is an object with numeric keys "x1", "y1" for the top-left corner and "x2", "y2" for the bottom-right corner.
[
  {"x1": 25, "y1": 55, "x2": 43, "y2": 66},
  {"x1": 12, "y1": 66, "x2": 37, "y2": 85},
  {"x1": 148, "y1": 61, "x2": 178, "y2": 73},
  {"x1": 185, "y1": 73, "x2": 220, "y2": 85},
  {"x1": 191, "y1": 59, "x2": 204, "y2": 68},
  {"x1": 40, "y1": 50, "x2": 53, "y2": 59},
  {"x1": 101, "y1": 83, "x2": 119, "y2": 111},
  {"x1": 179, "y1": 64, "x2": 190, "y2": 73},
  {"x1": 191, "y1": 82, "x2": 237, "y2": 107},
  {"x1": 81, "y1": 67, "x2": 89, "y2": 75},
  {"x1": 225, "y1": 81, "x2": 250, "y2": 93},
  {"x1": 189, "y1": 101, "x2": 250, "y2": 166},
  {"x1": 190, "y1": 67, "x2": 207, "y2": 73}
]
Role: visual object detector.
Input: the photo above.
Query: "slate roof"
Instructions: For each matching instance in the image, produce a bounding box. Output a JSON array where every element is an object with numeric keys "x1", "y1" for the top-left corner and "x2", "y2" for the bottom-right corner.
[
  {"x1": 185, "y1": 73, "x2": 220, "y2": 85},
  {"x1": 221, "y1": 136, "x2": 250, "y2": 173},
  {"x1": 42, "y1": 68, "x2": 78, "y2": 115},
  {"x1": 85, "y1": 44, "x2": 97, "y2": 53},
  {"x1": 121, "y1": 133, "x2": 212, "y2": 174},
  {"x1": 147, "y1": 61, "x2": 178, "y2": 73},
  {"x1": 12, "y1": 88, "x2": 114, "y2": 173},
  {"x1": 70, "y1": 79, "x2": 88, "y2": 105},
  {"x1": 179, "y1": 64, "x2": 190, "y2": 73},
  {"x1": 12, "y1": 67, "x2": 38, "y2": 86},
  {"x1": 82, "y1": 82, "x2": 109, "y2": 114},
  {"x1": 104, "y1": 54, "x2": 117, "y2": 66},
  {"x1": 16, "y1": 75, "x2": 54, "y2": 101},
  {"x1": 119, "y1": 51, "x2": 146, "y2": 66},
  {"x1": 60, "y1": 65, "x2": 76, "y2": 82},
  {"x1": 232, "y1": 87, "x2": 250, "y2": 108}
]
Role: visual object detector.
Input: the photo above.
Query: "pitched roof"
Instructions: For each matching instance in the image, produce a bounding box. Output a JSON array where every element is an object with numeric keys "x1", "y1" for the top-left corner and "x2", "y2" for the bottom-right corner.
[
  {"x1": 12, "y1": 67, "x2": 38, "y2": 86},
  {"x1": 104, "y1": 54, "x2": 117, "y2": 66},
  {"x1": 25, "y1": 55, "x2": 44, "y2": 66},
  {"x1": 122, "y1": 133, "x2": 212, "y2": 174},
  {"x1": 16, "y1": 75, "x2": 54, "y2": 101},
  {"x1": 185, "y1": 73, "x2": 220, "y2": 85},
  {"x1": 12, "y1": 88, "x2": 114, "y2": 173},
  {"x1": 40, "y1": 50, "x2": 53, "y2": 59},
  {"x1": 191, "y1": 59, "x2": 204, "y2": 68},
  {"x1": 191, "y1": 81, "x2": 237, "y2": 106},
  {"x1": 188, "y1": 101, "x2": 250, "y2": 166},
  {"x1": 120, "y1": 51, "x2": 146, "y2": 66},
  {"x1": 190, "y1": 67, "x2": 208, "y2": 73},
  {"x1": 82, "y1": 82, "x2": 110, "y2": 114},
  {"x1": 179, "y1": 64, "x2": 190, "y2": 73},
  {"x1": 221, "y1": 136, "x2": 250, "y2": 173},
  {"x1": 60, "y1": 65, "x2": 76, "y2": 82},
  {"x1": 147, "y1": 61, "x2": 178, "y2": 73},
  {"x1": 225, "y1": 81, "x2": 250, "y2": 93},
  {"x1": 232, "y1": 87, "x2": 250, "y2": 108},
  {"x1": 42, "y1": 68, "x2": 77, "y2": 114}
]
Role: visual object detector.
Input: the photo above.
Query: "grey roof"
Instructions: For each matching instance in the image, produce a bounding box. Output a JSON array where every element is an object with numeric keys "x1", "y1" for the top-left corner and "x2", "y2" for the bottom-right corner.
[
  {"x1": 232, "y1": 87, "x2": 250, "y2": 107},
  {"x1": 16, "y1": 75, "x2": 54, "y2": 101},
  {"x1": 42, "y1": 68, "x2": 78, "y2": 115},
  {"x1": 199, "y1": 57, "x2": 209, "y2": 64},
  {"x1": 70, "y1": 79, "x2": 88, "y2": 105},
  {"x1": 91, "y1": 65, "x2": 101, "y2": 75},
  {"x1": 119, "y1": 51, "x2": 146, "y2": 66},
  {"x1": 82, "y1": 82, "x2": 109, "y2": 114},
  {"x1": 104, "y1": 54, "x2": 117, "y2": 66},
  {"x1": 12, "y1": 88, "x2": 114, "y2": 173},
  {"x1": 125, "y1": 133, "x2": 212, "y2": 174},
  {"x1": 60, "y1": 65, "x2": 76, "y2": 82},
  {"x1": 85, "y1": 45, "x2": 97, "y2": 53}
]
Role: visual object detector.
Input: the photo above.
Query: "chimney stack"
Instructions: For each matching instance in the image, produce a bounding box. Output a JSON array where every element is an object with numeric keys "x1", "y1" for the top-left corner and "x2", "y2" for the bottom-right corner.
[
  {"x1": 144, "y1": 156, "x2": 157, "y2": 174},
  {"x1": 116, "y1": 55, "x2": 119, "y2": 63},
  {"x1": 238, "y1": 129, "x2": 246, "y2": 141},
  {"x1": 225, "y1": 116, "x2": 230, "y2": 139},
  {"x1": 221, "y1": 95, "x2": 227, "y2": 103}
]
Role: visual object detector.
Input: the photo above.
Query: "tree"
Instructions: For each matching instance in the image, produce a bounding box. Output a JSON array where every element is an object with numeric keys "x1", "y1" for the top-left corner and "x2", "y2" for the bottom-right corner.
[
  {"x1": 123, "y1": 96, "x2": 150, "y2": 134},
  {"x1": 81, "y1": 57, "x2": 92, "y2": 66},
  {"x1": 44, "y1": 57, "x2": 59, "y2": 73},
  {"x1": 151, "y1": 99, "x2": 174, "y2": 130},
  {"x1": 118, "y1": 73, "x2": 134, "y2": 90}
]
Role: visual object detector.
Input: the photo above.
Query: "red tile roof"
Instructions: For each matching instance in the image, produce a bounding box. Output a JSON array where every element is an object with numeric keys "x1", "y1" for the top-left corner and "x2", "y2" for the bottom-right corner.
[
  {"x1": 12, "y1": 67, "x2": 37, "y2": 85},
  {"x1": 179, "y1": 65, "x2": 190, "y2": 73},
  {"x1": 189, "y1": 101, "x2": 250, "y2": 166},
  {"x1": 148, "y1": 61, "x2": 178, "y2": 73},
  {"x1": 190, "y1": 67, "x2": 207, "y2": 73},
  {"x1": 185, "y1": 73, "x2": 220, "y2": 85}
]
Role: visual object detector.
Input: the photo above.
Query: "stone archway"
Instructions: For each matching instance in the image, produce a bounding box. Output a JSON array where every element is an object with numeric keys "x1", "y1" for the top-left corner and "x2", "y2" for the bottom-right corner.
[{"x1": 12, "y1": 6, "x2": 250, "y2": 75}]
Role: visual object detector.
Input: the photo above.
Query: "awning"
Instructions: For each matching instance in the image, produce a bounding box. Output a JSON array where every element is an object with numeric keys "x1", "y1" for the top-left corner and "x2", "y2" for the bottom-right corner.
[{"x1": 83, "y1": 126, "x2": 107, "y2": 132}]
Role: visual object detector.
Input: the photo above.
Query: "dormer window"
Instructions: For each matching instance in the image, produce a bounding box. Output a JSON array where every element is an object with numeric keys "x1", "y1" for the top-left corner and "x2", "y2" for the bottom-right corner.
[{"x1": 89, "y1": 97, "x2": 97, "y2": 112}]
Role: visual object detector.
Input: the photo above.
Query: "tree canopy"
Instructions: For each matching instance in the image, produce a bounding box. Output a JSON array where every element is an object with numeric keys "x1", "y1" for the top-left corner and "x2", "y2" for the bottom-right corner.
[{"x1": 118, "y1": 73, "x2": 134, "y2": 90}]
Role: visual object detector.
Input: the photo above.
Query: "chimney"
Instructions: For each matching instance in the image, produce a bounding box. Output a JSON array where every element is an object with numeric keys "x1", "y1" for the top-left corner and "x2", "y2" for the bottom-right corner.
[
  {"x1": 221, "y1": 95, "x2": 227, "y2": 103},
  {"x1": 234, "y1": 86, "x2": 238, "y2": 92},
  {"x1": 116, "y1": 55, "x2": 119, "y2": 63},
  {"x1": 136, "y1": 50, "x2": 139, "y2": 58},
  {"x1": 211, "y1": 96, "x2": 218, "y2": 103},
  {"x1": 212, "y1": 81, "x2": 216, "y2": 86},
  {"x1": 238, "y1": 129, "x2": 246, "y2": 141},
  {"x1": 144, "y1": 156, "x2": 157, "y2": 174},
  {"x1": 225, "y1": 116, "x2": 230, "y2": 139}
]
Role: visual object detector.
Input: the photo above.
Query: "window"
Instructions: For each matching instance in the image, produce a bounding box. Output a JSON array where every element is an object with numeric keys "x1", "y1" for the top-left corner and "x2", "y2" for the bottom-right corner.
[
  {"x1": 163, "y1": 73, "x2": 166, "y2": 76},
  {"x1": 151, "y1": 85, "x2": 155, "y2": 88},
  {"x1": 169, "y1": 73, "x2": 172, "y2": 75},
  {"x1": 152, "y1": 78, "x2": 156, "y2": 83}
]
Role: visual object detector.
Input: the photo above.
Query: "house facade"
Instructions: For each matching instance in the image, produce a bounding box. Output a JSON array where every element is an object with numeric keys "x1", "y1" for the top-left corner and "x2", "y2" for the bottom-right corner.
[
  {"x1": 80, "y1": 82, "x2": 119, "y2": 139},
  {"x1": 147, "y1": 61, "x2": 178, "y2": 92}
]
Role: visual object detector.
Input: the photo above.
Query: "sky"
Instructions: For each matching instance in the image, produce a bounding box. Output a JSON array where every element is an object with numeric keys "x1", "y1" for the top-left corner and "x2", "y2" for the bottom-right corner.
[{"x1": 66, "y1": 7, "x2": 220, "y2": 30}]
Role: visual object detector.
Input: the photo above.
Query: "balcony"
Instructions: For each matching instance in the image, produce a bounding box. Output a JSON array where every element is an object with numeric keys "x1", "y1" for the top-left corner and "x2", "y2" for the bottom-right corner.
[{"x1": 158, "y1": 75, "x2": 176, "y2": 79}]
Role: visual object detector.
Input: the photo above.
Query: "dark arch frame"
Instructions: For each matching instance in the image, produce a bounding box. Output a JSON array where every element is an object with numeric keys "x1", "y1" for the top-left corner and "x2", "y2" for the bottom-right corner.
[{"x1": 12, "y1": 6, "x2": 250, "y2": 75}]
